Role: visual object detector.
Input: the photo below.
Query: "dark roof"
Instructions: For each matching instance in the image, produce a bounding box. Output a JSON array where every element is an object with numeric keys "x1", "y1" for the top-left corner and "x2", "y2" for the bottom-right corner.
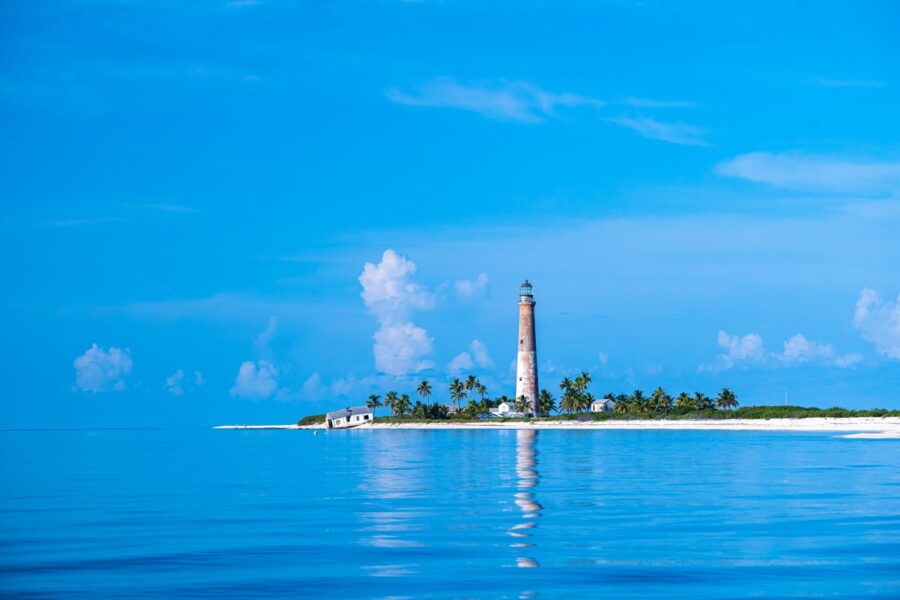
[
  {"x1": 326, "y1": 405, "x2": 372, "y2": 420},
  {"x1": 520, "y1": 279, "x2": 532, "y2": 288}
]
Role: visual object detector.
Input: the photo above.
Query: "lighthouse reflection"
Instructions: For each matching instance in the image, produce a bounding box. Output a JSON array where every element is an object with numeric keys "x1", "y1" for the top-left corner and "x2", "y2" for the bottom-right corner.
[{"x1": 508, "y1": 429, "x2": 541, "y2": 568}]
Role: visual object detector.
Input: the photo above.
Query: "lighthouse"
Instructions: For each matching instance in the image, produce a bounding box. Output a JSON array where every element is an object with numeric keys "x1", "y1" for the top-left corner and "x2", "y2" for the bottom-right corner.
[{"x1": 515, "y1": 280, "x2": 540, "y2": 415}]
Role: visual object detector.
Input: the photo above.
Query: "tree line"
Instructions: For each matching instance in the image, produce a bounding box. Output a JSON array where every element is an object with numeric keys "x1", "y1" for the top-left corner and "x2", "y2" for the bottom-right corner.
[{"x1": 363, "y1": 371, "x2": 740, "y2": 419}]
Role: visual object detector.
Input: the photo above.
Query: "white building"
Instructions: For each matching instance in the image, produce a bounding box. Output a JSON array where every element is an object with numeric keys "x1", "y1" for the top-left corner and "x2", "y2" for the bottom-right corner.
[
  {"x1": 325, "y1": 406, "x2": 374, "y2": 429},
  {"x1": 590, "y1": 398, "x2": 616, "y2": 413},
  {"x1": 491, "y1": 401, "x2": 532, "y2": 418}
]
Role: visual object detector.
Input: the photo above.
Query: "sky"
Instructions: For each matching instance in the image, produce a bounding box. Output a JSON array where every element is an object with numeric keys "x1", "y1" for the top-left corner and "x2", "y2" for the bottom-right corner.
[{"x1": 1, "y1": 0, "x2": 899, "y2": 427}]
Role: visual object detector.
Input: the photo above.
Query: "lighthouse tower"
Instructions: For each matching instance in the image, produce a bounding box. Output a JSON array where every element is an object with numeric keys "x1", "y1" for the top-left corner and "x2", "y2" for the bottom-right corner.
[{"x1": 515, "y1": 280, "x2": 540, "y2": 415}]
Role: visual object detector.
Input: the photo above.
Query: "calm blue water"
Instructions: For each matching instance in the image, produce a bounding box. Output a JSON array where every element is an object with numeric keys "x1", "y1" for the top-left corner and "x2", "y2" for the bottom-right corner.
[{"x1": 1, "y1": 428, "x2": 899, "y2": 598}]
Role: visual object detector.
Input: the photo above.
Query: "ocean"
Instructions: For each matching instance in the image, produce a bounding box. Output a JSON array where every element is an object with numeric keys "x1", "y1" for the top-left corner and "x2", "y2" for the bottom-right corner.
[{"x1": 1, "y1": 428, "x2": 898, "y2": 598}]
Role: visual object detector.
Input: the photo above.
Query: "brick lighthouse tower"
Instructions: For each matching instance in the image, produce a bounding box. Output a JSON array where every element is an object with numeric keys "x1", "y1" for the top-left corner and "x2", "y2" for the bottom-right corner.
[{"x1": 515, "y1": 280, "x2": 540, "y2": 415}]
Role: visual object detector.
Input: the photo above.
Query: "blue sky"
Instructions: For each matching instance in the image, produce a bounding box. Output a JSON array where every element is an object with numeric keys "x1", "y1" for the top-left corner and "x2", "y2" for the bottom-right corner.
[{"x1": 1, "y1": 0, "x2": 899, "y2": 427}]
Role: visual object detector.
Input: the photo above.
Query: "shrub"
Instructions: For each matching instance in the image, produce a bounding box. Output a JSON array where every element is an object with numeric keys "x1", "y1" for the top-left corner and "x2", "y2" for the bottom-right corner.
[{"x1": 297, "y1": 414, "x2": 326, "y2": 426}]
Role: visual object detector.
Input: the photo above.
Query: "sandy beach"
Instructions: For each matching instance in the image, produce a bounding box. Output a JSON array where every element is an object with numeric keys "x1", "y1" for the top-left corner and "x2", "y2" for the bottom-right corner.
[{"x1": 218, "y1": 418, "x2": 900, "y2": 436}]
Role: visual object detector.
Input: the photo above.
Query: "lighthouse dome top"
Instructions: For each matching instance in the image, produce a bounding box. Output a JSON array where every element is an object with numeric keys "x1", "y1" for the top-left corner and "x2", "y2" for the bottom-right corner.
[{"x1": 519, "y1": 280, "x2": 534, "y2": 296}]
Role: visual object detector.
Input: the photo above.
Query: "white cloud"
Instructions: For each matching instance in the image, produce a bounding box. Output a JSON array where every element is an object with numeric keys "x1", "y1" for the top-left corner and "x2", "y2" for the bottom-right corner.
[
  {"x1": 165, "y1": 369, "x2": 185, "y2": 396},
  {"x1": 448, "y1": 339, "x2": 494, "y2": 373},
  {"x1": 621, "y1": 97, "x2": 696, "y2": 109},
  {"x1": 165, "y1": 368, "x2": 204, "y2": 396},
  {"x1": 359, "y1": 250, "x2": 434, "y2": 376},
  {"x1": 469, "y1": 339, "x2": 494, "y2": 368},
  {"x1": 598, "y1": 352, "x2": 609, "y2": 365},
  {"x1": 714, "y1": 330, "x2": 765, "y2": 369},
  {"x1": 373, "y1": 322, "x2": 434, "y2": 375},
  {"x1": 73, "y1": 344, "x2": 133, "y2": 393},
  {"x1": 229, "y1": 360, "x2": 279, "y2": 400},
  {"x1": 853, "y1": 288, "x2": 900, "y2": 359},
  {"x1": 776, "y1": 334, "x2": 859, "y2": 367},
  {"x1": 300, "y1": 373, "x2": 326, "y2": 400},
  {"x1": 716, "y1": 152, "x2": 900, "y2": 195},
  {"x1": 705, "y1": 330, "x2": 863, "y2": 371},
  {"x1": 609, "y1": 117, "x2": 710, "y2": 146},
  {"x1": 254, "y1": 316, "x2": 278, "y2": 355},
  {"x1": 454, "y1": 273, "x2": 489, "y2": 300},
  {"x1": 447, "y1": 351, "x2": 474, "y2": 373},
  {"x1": 387, "y1": 78, "x2": 604, "y2": 123},
  {"x1": 806, "y1": 76, "x2": 882, "y2": 88}
]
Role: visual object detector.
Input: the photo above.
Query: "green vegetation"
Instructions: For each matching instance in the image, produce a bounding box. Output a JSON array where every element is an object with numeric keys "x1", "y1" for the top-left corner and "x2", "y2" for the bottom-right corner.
[
  {"x1": 297, "y1": 372, "x2": 900, "y2": 424},
  {"x1": 297, "y1": 413, "x2": 326, "y2": 426}
]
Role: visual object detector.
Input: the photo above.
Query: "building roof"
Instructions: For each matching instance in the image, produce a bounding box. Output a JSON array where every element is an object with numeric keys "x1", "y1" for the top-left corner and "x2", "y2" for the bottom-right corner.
[
  {"x1": 326, "y1": 405, "x2": 373, "y2": 420},
  {"x1": 591, "y1": 398, "x2": 615, "y2": 406}
]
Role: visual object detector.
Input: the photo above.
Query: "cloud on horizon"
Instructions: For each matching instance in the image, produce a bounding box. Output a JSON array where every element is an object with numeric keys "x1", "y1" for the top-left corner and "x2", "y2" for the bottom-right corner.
[
  {"x1": 455, "y1": 273, "x2": 489, "y2": 300},
  {"x1": 230, "y1": 359, "x2": 279, "y2": 399},
  {"x1": 448, "y1": 339, "x2": 494, "y2": 373},
  {"x1": 74, "y1": 344, "x2": 133, "y2": 393},
  {"x1": 359, "y1": 249, "x2": 435, "y2": 376},
  {"x1": 853, "y1": 288, "x2": 900, "y2": 360},
  {"x1": 702, "y1": 330, "x2": 860, "y2": 371}
]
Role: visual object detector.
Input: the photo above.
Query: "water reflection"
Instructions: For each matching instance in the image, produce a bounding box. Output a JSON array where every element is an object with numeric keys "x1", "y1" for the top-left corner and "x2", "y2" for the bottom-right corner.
[{"x1": 509, "y1": 429, "x2": 541, "y2": 568}]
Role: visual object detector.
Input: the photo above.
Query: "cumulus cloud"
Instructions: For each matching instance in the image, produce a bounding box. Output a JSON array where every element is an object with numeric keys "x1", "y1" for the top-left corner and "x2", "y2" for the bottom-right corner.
[
  {"x1": 704, "y1": 330, "x2": 862, "y2": 371},
  {"x1": 447, "y1": 351, "x2": 474, "y2": 373},
  {"x1": 165, "y1": 368, "x2": 204, "y2": 396},
  {"x1": 609, "y1": 116, "x2": 710, "y2": 146},
  {"x1": 230, "y1": 359, "x2": 279, "y2": 399},
  {"x1": 359, "y1": 250, "x2": 434, "y2": 376},
  {"x1": 776, "y1": 334, "x2": 861, "y2": 367},
  {"x1": 74, "y1": 344, "x2": 133, "y2": 393},
  {"x1": 387, "y1": 78, "x2": 604, "y2": 123},
  {"x1": 447, "y1": 339, "x2": 494, "y2": 373},
  {"x1": 300, "y1": 372, "x2": 326, "y2": 400},
  {"x1": 707, "y1": 330, "x2": 766, "y2": 370},
  {"x1": 165, "y1": 369, "x2": 185, "y2": 396},
  {"x1": 716, "y1": 152, "x2": 900, "y2": 195},
  {"x1": 455, "y1": 273, "x2": 489, "y2": 300},
  {"x1": 853, "y1": 288, "x2": 900, "y2": 359}
]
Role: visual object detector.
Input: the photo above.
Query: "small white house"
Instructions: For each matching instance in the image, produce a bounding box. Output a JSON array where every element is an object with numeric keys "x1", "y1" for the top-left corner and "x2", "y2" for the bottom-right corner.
[
  {"x1": 490, "y1": 401, "x2": 531, "y2": 418},
  {"x1": 326, "y1": 406, "x2": 374, "y2": 429},
  {"x1": 590, "y1": 398, "x2": 616, "y2": 413}
]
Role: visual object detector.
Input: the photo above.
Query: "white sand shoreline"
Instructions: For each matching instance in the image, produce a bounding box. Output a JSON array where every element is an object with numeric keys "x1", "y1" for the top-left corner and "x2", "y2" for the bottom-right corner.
[{"x1": 216, "y1": 417, "x2": 900, "y2": 436}]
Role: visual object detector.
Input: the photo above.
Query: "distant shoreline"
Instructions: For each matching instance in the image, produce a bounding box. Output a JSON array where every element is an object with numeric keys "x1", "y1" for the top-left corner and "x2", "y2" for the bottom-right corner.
[{"x1": 215, "y1": 417, "x2": 900, "y2": 437}]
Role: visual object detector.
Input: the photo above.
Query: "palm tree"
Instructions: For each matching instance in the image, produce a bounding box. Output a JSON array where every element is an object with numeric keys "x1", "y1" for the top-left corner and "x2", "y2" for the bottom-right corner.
[
  {"x1": 578, "y1": 371, "x2": 592, "y2": 391},
  {"x1": 614, "y1": 398, "x2": 629, "y2": 414},
  {"x1": 366, "y1": 394, "x2": 382, "y2": 417},
  {"x1": 559, "y1": 377, "x2": 573, "y2": 394},
  {"x1": 651, "y1": 387, "x2": 672, "y2": 414},
  {"x1": 449, "y1": 379, "x2": 465, "y2": 411},
  {"x1": 561, "y1": 389, "x2": 579, "y2": 414},
  {"x1": 674, "y1": 392, "x2": 693, "y2": 410},
  {"x1": 632, "y1": 389, "x2": 647, "y2": 414},
  {"x1": 464, "y1": 375, "x2": 479, "y2": 400},
  {"x1": 716, "y1": 388, "x2": 739, "y2": 411},
  {"x1": 515, "y1": 394, "x2": 531, "y2": 414},
  {"x1": 538, "y1": 389, "x2": 556, "y2": 415},
  {"x1": 694, "y1": 391, "x2": 713, "y2": 410},
  {"x1": 475, "y1": 382, "x2": 488, "y2": 401},
  {"x1": 384, "y1": 391, "x2": 399, "y2": 416},
  {"x1": 580, "y1": 392, "x2": 595, "y2": 412},
  {"x1": 417, "y1": 379, "x2": 432, "y2": 402},
  {"x1": 397, "y1": 394, "x2": 412, "y2": 417}
]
